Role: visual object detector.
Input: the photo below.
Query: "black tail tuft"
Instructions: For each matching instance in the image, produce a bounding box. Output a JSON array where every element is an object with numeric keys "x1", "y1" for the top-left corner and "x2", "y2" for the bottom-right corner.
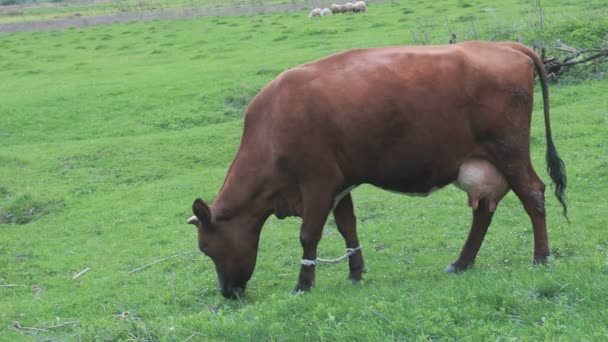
[{"x1": 546, "y1": 139, "x2": 568, "y2": 221}]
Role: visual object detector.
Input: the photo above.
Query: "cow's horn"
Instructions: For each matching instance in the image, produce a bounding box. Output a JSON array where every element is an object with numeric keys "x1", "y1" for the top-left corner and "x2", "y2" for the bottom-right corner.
[{"x1": 187, "y1": 215, "x2": 200, "y2": 225}]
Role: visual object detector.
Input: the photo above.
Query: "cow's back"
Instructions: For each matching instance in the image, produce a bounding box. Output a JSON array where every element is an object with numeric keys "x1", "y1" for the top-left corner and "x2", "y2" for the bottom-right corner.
[{"x1": 243, "y1": 42, "x2": 537, "y2": 193}]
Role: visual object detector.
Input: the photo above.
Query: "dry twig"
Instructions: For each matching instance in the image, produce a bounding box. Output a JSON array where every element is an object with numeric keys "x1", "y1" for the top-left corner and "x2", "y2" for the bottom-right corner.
[
  {"x1": 129, "y1": 251, "x2": 195, "y2": 274},
  {"x1": 72, "y1": 267, "x2": 91, "y2": 279}
]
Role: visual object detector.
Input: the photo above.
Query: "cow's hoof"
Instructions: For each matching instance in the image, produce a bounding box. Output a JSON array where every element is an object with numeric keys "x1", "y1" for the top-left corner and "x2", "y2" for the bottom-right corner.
[
  {"x1": 291, "y1": 283, "x2": 313, "y2": 295},
  {"x1": 348, "y1": 274, "x2": 363, "y2": 283},
  {"x1": 532, "y1": 255, "x2": 549, "y2": 266},
  {"x1": 444, "y1": 262, "x2": 472, "y2": 273},
  {"x1": 291, "y1": 287, "x2": 310, "y2": 295},
  {"x1": 347, "y1": 266, "x2": 367, "y2": 283},
  {"x1": 444, "y1": 264, "x2": 459, "y2": 273}
]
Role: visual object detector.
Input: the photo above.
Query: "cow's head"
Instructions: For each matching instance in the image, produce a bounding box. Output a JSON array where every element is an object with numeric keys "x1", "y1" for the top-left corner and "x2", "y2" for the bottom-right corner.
[{"x1": 187, "y1": 198, "x2": 261, "y2": 298}]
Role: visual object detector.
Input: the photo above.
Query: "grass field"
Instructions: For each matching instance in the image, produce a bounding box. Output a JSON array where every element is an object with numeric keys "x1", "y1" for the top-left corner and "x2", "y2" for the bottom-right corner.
[{"x1": 1, "y1": 0, "x2": 608, "y2": 340}]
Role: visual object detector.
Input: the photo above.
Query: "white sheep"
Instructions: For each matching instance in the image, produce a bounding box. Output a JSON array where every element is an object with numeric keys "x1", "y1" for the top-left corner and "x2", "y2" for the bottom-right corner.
[
  {"x1": 354, "y1": 1, "x2": 367, "y2": 12},
  {"x1": 321, "y1": 8, "x2": 332, "y2": 16},
  {"x1": 344, "y1": 2, "x2": 354, "y2": 12},
  {"x1": 332, "y1": 3, "x2": 349, "y2": 13},
  {"x1": 309, "y1": 8, "x2": 322, "y2": 18}
]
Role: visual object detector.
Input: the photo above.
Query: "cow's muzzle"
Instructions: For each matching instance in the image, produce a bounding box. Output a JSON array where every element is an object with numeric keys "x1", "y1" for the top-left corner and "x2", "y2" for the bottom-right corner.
[{"x1": 220, "y1": 286, "x2": 245, "y2": 299}]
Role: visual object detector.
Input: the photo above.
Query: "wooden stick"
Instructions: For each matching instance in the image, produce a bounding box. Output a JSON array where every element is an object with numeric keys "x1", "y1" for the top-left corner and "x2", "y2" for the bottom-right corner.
[
  {"x1": 11, "y1": 326, "x2": 49, "y2": 334},
  {"x1": 185, "y1": 332, "x2": 205, "y2": 342},
  {"x1": 72, "y1": 267, "x2": 91, "y2": 279},
  {"x1": 129, "y1": 251, "x2": 194, "y2": 274},
  {"x1": 0, "y1": 284, "x2": 27, "y2": 288},
  {"x1": 46, "y1": 321, "x2": 80, "y2": 330},
  {"x1": 11, "y1": 321, "x2": 79, "y2": 335}
]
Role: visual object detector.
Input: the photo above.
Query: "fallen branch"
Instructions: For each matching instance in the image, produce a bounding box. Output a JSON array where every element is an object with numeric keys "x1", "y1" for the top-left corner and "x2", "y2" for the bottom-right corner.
[
  {"x1": 538, "y1": 42, "x2": 608, "y2": 79},
  {"x1": 72, "y1": 267, "x2": 91, "y2": 279},
  {"x1": 559, "y1": 50, "x2": 608, "y2": 67},
  {"x1": 129, "y1": 251, "x2": 195, "y2": 274}
]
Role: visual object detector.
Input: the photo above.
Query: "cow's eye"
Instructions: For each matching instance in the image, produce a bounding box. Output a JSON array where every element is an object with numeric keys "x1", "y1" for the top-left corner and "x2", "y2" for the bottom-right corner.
[{"x1": 198, "y1": 241, "x2": 210, "y2": 255}]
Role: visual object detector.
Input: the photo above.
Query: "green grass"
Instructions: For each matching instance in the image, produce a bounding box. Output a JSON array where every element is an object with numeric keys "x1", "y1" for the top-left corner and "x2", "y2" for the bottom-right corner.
[{"x1": 1, "y1": 0, "x2": 608, "y2": 340}]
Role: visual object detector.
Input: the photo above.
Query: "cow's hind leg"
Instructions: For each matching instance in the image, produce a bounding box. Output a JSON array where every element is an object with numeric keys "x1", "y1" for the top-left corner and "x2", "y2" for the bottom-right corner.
[
  {"x1": 446, "y1": 198, "x2": 496, "y2": 272},
  {"x1": 490, "y1": 145, "x2": 550, "y2": 264},
  {"x1": 333, "y1": 193, "x2": 366, "y2": 282},
  {"x1": 505, "y1": 165, "x2": 549, "y2": 264}
]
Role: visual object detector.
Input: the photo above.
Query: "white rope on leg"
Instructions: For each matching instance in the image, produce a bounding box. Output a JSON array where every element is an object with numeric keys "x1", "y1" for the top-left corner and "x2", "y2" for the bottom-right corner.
[
  {"x1": 300, "y1": 245, "x2": 362, "y2": 267},
  {"x1": 300, "y1": 259, "x2": 317, "y2": 266},
  {"x1": 318, "y1": 245, "x2": 362, "y2": 264}
]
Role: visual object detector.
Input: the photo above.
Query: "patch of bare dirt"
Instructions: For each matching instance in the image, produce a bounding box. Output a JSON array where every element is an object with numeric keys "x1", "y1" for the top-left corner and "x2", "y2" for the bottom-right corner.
[
  {"x1": 1, "y1": 1, "x2": 390, "y2": 33},
  {"x1": 0, "y1": 2, "x2": 323, "y2": 33},
  {"x1": 0, "y1": 0, "x2": 112, "y2": 15}
]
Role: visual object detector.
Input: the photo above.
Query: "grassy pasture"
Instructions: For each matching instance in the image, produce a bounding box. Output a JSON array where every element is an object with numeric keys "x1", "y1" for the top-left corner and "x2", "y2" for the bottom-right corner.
[{"x1": 1, "y1": 0, "x2": 608, "y2": 340}]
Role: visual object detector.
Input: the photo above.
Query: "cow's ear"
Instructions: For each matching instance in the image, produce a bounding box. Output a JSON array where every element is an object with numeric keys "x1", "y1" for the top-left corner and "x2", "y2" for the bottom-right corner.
[{"x1": 189, "y1": 198, "x2": 212, "y2": 228}]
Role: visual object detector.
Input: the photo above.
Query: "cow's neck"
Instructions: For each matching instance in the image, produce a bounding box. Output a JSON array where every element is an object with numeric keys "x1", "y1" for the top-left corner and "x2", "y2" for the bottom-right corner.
[{"x1": 211, "y1": 152, "x2": 273, "y2": 225}]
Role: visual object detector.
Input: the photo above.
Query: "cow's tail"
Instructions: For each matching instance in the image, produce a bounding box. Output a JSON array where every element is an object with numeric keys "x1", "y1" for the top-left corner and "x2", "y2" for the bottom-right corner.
[{"x1": 501, "y1": 42, "x2": 568, "y2": 220}]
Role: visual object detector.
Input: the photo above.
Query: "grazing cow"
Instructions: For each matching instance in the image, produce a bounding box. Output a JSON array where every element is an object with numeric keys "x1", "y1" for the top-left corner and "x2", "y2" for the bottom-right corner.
[{"x1": 187, "y1": 41, "x2": 567, "y2": 298}]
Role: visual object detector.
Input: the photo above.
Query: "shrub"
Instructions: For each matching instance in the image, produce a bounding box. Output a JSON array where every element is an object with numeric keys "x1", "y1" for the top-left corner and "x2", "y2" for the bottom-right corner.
[{"x1": 537, "y1": 19, "x2": 608, "y2": 49}]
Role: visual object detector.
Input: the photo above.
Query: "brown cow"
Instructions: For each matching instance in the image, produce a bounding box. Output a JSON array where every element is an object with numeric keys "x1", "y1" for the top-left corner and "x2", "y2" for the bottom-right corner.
[{"x1": 187, "y1": 41, "x2": 567, "y2": 298}]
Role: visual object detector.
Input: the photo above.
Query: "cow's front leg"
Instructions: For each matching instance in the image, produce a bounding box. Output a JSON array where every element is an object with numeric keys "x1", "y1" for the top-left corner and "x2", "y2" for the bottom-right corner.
[
  {"x1": 292, "y1": 193, "x2": 334, "y2": 294},
  {"x1": 333, "y1": 193, "x2": 365, "y2": 282}
]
